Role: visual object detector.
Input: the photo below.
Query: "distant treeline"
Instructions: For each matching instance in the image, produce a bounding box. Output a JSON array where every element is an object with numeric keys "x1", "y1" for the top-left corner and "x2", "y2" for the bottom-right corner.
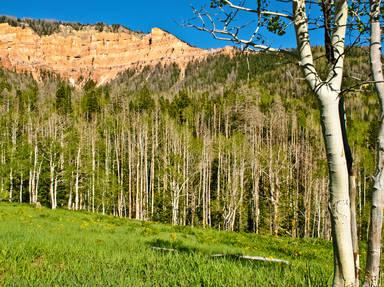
[{"x1": 0, "y1": 15, "x2": 141, "y2": 36}]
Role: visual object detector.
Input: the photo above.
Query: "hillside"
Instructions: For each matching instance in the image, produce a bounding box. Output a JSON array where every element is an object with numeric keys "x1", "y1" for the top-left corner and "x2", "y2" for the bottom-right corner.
[
  {"x1": 0, "y1": 203, "x2": 333, "y2": 286},
  {"x1": 0, "y1": 45, "x2": 377, "y2": 240},
  {"x1": 0, "y1": 16, "x2": 233, "y2": 85}
]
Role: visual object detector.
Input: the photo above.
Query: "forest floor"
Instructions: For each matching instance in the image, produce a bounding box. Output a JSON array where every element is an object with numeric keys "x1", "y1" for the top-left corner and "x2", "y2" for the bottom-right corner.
[{"x1": 0, "y1": 203, "x2": 335, "y2": 286}]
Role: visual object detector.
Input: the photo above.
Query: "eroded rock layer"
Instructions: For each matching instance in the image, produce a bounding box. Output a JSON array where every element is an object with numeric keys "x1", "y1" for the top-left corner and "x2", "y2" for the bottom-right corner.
[{"x1": 0, "y1": 23, "x2": 232, "y2": 85}]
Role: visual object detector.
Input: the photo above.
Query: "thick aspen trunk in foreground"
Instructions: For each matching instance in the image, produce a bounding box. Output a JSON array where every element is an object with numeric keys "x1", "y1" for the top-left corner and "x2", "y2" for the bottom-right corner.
[
  {"x1": 320, "y1": 95, "x2": 355, "y2": 286},
  {"x1": 340, "y1": 97, "x2": 360, "y2": 284},
  {"x1": 293, "y1": 0, "x2": 355, "y2": 285},
  {"x1": 364, "y1": 0, "x2": 384, "y2": 285}
]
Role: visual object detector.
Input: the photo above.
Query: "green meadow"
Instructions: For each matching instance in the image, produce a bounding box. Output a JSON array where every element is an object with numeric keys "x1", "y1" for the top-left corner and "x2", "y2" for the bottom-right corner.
[{"x1": 0, "y1": 203, "x2": 336, "y2": 286}]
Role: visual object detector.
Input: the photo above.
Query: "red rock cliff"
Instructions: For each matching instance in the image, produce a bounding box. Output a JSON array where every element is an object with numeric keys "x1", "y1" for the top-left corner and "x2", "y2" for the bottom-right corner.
[{"x1": 0, "y1": 23, "x2": 233, "y2": 85}]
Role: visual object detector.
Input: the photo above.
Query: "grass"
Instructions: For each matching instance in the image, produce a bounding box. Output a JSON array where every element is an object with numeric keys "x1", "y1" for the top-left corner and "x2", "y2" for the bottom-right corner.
[{"x1": 0, "y1": 203, "x2": 334, "y2": 286}]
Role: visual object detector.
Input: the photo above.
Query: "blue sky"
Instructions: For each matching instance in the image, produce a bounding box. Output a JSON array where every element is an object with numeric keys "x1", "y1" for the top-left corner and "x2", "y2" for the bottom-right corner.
[{"x1": 0, "y1": 0, "x2": 307, "y2": 49}]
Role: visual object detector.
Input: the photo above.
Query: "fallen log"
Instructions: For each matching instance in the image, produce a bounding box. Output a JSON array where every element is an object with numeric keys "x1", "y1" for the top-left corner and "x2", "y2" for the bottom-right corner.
[
  {"x1": 151, "y1": 247, "x2": 289, "y2": 265},
  {"x1": 211, "y1": 254, "x2": 289, "y2": 265},
  {"x1": 151, "y1": 247, "x2": 177, "y2": 252}
]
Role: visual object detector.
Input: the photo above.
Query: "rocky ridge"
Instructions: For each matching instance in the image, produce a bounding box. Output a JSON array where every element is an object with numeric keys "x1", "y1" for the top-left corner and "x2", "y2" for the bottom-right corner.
[{"x1": 0, "y1": 20, "x2": 234, "y2": 85}]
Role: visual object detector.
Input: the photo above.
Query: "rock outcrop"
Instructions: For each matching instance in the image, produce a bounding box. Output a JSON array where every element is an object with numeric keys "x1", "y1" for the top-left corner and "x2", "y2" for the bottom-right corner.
[{"x1": 0, "y1": 22, "x2": 234, "y2": 85}]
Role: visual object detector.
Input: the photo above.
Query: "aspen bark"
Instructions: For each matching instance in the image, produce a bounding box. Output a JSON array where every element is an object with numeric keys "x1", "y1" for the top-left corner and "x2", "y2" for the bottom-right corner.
[
  {"x1": 320, "y1": 96, "x2": 355, "y2": 287},
  {"x1": 349, "y1": 172, "x2": 359, "y2": 285},
  {"x1": 19, "y1": 172, "x2": 23, "y2": 203},
  {"x1": 74, "y1": 146, "x2": 81, "y2": 211},
  {"x1": 91, "y1": 134, "x2": 96, "y2": 213},
  {"x1": 9, "y1": 168, "x2": 13, "y2": 202},
  {"x1": 49, "y1": 152, "x2": 56, "y2": 209},
  {"x1": 292, "y1": 0, "x2": 355, "y2": 285},
  {"x1": 68, "y1": 171, "x2": 73, "y2": 210},
  {"x1": 364, "y1": 0, "x2": 384, "y2": 285}
]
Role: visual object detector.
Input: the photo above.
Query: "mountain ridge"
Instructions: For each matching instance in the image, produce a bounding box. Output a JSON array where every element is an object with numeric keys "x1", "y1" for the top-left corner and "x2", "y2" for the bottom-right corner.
[{"x1": 0, "y1": 17, "x2": 235, "y2": 85}]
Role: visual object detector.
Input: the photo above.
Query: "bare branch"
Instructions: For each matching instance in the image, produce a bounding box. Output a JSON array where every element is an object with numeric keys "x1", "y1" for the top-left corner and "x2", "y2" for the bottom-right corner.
[
  {"x1": 327, "y1": 0, "x2": 349, "y2": 90},
  {"x1": 292, "y1": 0, "x2": 323, "y2": 92},
  {"x1": 187, "y1": 7, "x2": 278, "y2": 51},
  {"x1": 221, "y1": 0, "x2": 293, "y2": 20}
]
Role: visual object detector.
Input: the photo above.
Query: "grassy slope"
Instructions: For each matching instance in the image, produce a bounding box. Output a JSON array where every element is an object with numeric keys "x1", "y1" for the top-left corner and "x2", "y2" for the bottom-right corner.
[{"x1": 0, "y1": 203, "x2": 333, "y2": 286}]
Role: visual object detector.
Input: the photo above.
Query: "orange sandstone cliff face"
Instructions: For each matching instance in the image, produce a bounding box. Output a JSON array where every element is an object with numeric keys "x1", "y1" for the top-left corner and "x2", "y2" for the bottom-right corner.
[{"x1": 0, "y1": 23, "x2": 233, "y2": 85}]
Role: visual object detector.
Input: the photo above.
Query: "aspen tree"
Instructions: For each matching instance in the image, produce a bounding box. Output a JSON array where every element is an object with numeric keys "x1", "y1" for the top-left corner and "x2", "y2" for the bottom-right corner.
[
  {"x1": 364, "y1": 0, "x2": 384, "y2": 285},
  {"x1": 192, "y1": 0, "x2": 355, "y2": 284}
]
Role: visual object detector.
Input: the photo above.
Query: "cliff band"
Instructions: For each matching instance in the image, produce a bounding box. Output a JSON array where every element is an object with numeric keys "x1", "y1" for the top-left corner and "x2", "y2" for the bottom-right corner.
[{"x1": 0, "y1": 22, "x2": 233, "y2": 85}]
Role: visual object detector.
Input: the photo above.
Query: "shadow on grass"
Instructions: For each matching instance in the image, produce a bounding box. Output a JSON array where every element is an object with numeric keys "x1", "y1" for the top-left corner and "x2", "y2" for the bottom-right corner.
[
  {"x1": 148, "y1": 238, "x2": 198, "y2": 254},
  {"x1": 149, "y1": 238, "x2": 290, "y2": 269}
]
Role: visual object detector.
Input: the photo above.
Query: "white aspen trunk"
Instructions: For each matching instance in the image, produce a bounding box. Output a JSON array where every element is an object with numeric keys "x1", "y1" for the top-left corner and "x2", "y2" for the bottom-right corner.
[
  {"x1": 252, "y1": 162, "x2": 260, "y2": 233},
  {"x1": 183, "y1": 141, "x2": 189, "y2": 226},
  {"x1": 128, "y1": 134, "x2": 132, "y2": 219},
  {"x1": 150, "y1": 131, "x2": 155, "y2": 220},
  {"x1": 341, "y1": 95, "x2": 359, "y2": 284},
  {"x1": 115, "y1": 133, "x2": 122, "y2": 217},
  {"x1": 293, "y1": 132, "x2": 300, "y2": 238},
  {"x1": 320, "y1": 94, "x2": 355, "y2": 287},
  {"x1": 223, "y1": 152, "x2": 232, "y2": 230},
  {"x1": 304, "y1": 146, "x2": 312, "y2": 238},
  {"x1": 217, "y1": 149, "x2": 222, "y2": 226},
  {"x1": 364, "y1": 0, "x2": 384, "y2": 285},
  {"x1": 239, "y1": 157, "x2": 245, "y2": 231},
  {"x1": 268, "y1": 125, "x2": 279, "y2": 236},
  {"x1": 0, "y1": 148, "x2": 3, "y2": 200},
  {"x1": 207, "y1": 148, "x2": 212, "y2": 227},
  {"x1": 349, "y1": 173, "x2": 359, "y2": 285},
  {"x1": 75, "y1": 147, "x2": 81, "y2": 211},
  {"x1": 9, "y1": 120, "x2": 17, "y2": 203},
  {"x1": 292, "y1": 0, "x2": 355, "y2": 284},
  {"x1": 251, "y1": 125, "x2": 260, "y2": 233},
  {"x1": 230, "y1": 153, "x2": 237, "y2": 231},
  {"x1": 103, "y1": 132, "x2": 109, "y2": 215},
  {"x1": 49, "y1": 153, "x2": 56, "y2": 209},
  {"x1": 31, "y1": 143, "x2": 40, "y2": 204},
  {"x1": 59, "y1": 131, "x2": 65, "y2": 208},
  {"x1": 9, "y1": 168, "x2": 13, "y2": 202},
  {"x1": 19, "y1": 172, "x2": 23, "y2": 203},
  {"x1": 151, "y1": 112, "x2": 158, "y2": 219},
  {"x1": 31, "y1": 145, "x2": 38, "y2": 204},
  {"x1": 144, "y1": 129, "x2": 148, "y2": 220},
  {"x1": 68, "y1": 171, "x2": 73, "y2": 210},
  {"x1": 171, "y1": 180, "x2": 179, "y2": 226},
  {"x1": 202, "y1": 154, "x2": 206, "y2": 227},
  {"x1": 136, "y1": 138, "x2": 140, "y2": 220},
  {"x1": 205, "y1": 147, "x2": 209, "y2": 227},
  {"x1": 317, "y1": 180, "x2": 322, "y2": 237},
  {"x1": 92, "y1": 135, "x2": 96, "y2": 213},
  {"x1": 226, "y1": 150, "x2": 238, "y2": 231},
  {"x1": 140, "y1": 132, "x2": 144, "y2": 220},
  {"x1": 28, "y1": 169, "x2": 32, "y2": 203},
  {"x1": 121, "y1": 131, "x2": 126, "y2": 218},
  {"x1": 163, "y1": 125, "x2": 169, "y2": 221},
  {"x1": 53, "y1": 175, "x2": 58, "y2": 209},
  {"x1": 35, "y1": 162, "x2": 42, "y2": 204}
]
